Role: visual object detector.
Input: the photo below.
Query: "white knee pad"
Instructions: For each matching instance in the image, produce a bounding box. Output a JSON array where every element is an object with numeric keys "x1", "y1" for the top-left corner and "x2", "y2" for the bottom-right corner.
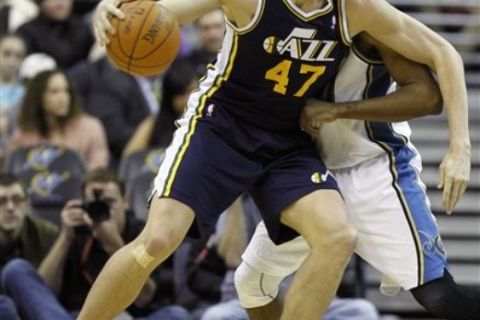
[{"x1": 234, "y1": 261, "x2": 284, "y2": 309}]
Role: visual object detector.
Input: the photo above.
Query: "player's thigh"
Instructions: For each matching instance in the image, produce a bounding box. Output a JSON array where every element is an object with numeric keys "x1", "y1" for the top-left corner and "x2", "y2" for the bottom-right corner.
[
  {"x1": 280, "y1": 189, "x2": 353, "y2": 247},
  {"x1": 337, "y1": 154, "x2": 447, "y2": 292},
  {"x1": 152, "y1": 114, "x2": 261, "y2": 239},
  {"x1": 251, "y1": 147, "x2": 353, "y2": 245}
]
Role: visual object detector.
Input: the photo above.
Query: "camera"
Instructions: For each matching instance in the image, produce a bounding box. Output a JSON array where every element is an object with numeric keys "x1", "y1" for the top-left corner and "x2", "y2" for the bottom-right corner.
[
  {"x1": 82, "y1": 189, "x2": 111, "y2": 224},
  {"x1": 75, "y1": 189, "x2": 111, "y2": 235}
]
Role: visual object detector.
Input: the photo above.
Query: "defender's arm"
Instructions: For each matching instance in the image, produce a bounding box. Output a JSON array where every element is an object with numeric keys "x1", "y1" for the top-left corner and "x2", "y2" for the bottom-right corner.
[
  {"x1": 347, "y1": 0, "x2": 470, "y2": 214},
  {"x1": 336, "y1": 34, "x2": 443, "y2": 121},
  {"x1": 346, "y1": 0, "x2": 469, "y2": 150}
]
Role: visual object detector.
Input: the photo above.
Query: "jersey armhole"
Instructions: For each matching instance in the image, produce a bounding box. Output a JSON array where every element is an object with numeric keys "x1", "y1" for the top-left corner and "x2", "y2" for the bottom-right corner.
[
  {"x1": 225, "y1": 0, "x2": 266, "y2": 35},
  {"x1": 336, "y1": 0, "x2": 352, "y2": 46},
  {"x1": 352, "y1": 44, "x2": 384, "y2": 65}
]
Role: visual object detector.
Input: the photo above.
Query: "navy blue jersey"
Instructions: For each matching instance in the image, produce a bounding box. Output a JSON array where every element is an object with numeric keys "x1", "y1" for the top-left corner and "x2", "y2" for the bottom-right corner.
[{"x1": 198, "y1": 0, "x2": 351, "y2": 131}]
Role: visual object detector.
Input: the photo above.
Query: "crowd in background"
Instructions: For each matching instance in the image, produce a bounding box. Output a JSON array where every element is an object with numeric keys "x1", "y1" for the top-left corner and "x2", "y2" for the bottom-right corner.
[{"x1": 0, "y1": 1, "x2": 477, "y2": 320}]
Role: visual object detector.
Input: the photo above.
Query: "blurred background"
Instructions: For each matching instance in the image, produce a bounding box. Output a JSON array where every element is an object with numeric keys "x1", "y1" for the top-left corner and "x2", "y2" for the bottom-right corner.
[{"x1": 0, "y1": 0, "x2": 478, "y2": 319}]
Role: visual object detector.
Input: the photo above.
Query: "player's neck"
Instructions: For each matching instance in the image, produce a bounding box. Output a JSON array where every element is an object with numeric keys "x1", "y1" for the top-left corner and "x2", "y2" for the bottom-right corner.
[{"x1": 293, "y1": 0, "x2": 327, "y2": 10}]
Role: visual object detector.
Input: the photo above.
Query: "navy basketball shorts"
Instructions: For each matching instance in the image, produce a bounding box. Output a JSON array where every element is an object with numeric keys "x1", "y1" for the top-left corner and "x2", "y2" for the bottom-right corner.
[{"x1": 152, "y1": 101, "x2": 338, "y2": 244}]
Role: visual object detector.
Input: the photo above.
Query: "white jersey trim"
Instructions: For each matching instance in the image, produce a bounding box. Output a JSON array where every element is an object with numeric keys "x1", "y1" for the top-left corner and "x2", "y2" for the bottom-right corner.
[{"x1": 225, "y1": 0, "x2": 265, "y2": 35}]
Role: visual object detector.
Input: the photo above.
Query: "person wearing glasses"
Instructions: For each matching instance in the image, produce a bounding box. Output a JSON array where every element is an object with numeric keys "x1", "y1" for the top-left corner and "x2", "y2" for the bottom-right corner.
[
  {"x1": 1, "y1": 169, "x2": 191, "y2": 320},
  {"x1": 0, "y1": 173, "x2": 59, "y2": 320}
]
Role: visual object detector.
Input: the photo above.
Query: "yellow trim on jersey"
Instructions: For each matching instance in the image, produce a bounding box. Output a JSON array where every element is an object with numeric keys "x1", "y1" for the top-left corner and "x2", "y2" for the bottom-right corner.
[
  {"x1": 161, "y1": 34, "x2": 240, "y2": 197},
  {"x1": 336, "y1": 0, "x2": 352, "y2": 46},
  {"x1": 225, "y1": 0, "x2": 266, "y2": 35},
  {"x1": 283, "y1": 0, "x2": 333, "y2": 21}
]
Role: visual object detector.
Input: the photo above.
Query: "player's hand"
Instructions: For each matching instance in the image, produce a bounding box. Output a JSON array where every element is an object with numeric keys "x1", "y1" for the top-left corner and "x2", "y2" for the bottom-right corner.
[
  {"x1": 93, "y1": 0, "x2": 126, "y2": 46},
  {"x1": 438, "y1": 146, "x2": 471, "y2": 214},
  {"x1": 300, "y1": 100, "x2": 339, "y2": 137}
]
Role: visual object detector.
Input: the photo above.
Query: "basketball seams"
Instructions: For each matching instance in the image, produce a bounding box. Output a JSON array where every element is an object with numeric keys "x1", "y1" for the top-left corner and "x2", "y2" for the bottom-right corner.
[
  {"x1": 106, "y1": 0, "x2": 180, "y2": 76},
  {"x1": 127, "y1": 1, "x2": 157, "y2": 73},
  {"x1": 130, "y1": 8, "x2": 178, "y2": 61},
  {"x1": 107, "y1": 45, "x2": 175, "y2": 70}
]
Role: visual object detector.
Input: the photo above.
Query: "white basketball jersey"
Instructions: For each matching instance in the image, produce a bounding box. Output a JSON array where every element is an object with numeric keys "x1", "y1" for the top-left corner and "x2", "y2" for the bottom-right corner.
[{"x1": 318, "y1": 51, "x2": 413, "y2": 170}]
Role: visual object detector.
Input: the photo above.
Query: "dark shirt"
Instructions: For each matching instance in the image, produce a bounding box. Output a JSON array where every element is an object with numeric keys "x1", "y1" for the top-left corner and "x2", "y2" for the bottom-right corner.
[
  {"x1": 185, "y1": 49, "x2": 218, "y2": 78},
  {"x1": 17, "y1": 15, "x2": 94, "y2": 68},
  {"x1": 0, "y1": 216, "x2": 58, "y2": 271},
  {"x1": 186, "y1": 239, "x2": 226, "y2": 303},
  {"x1": 58, "y1": 211, "x2": 176, "y2": 315},
  {"x1": 59, "y1": 211, "x2": 143, "y2": 310},
  {"x1": 69, "y1": 58, "x2": 151, "y2": 164}
]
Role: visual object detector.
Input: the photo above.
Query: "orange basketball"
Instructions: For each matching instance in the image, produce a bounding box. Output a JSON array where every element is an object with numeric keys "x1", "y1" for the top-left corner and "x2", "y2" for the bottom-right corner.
[{"x1": 107, "y1": 1, "x2": 181, "y2": 76}]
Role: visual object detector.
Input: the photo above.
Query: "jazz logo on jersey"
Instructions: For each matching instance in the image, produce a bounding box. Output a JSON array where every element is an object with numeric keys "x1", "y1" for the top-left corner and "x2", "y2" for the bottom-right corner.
[{"x1": 263, "y1": 28, "x2": 337, "y2": 62}]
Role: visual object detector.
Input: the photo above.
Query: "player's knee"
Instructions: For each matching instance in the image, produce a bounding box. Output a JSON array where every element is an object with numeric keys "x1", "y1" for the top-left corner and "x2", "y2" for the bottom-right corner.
[
  {"x1": 234, "y1": 262, "x2": 282, "y2": 309},
  {"x1": 333, "y1": 226, "x2": 358, "y2": 252},
  {"x1": 143, "y1": 229, "x2": 180, "y2": 259},
  {"x1": 309, "y1": 224, "x2": 357, "y2": 254}
]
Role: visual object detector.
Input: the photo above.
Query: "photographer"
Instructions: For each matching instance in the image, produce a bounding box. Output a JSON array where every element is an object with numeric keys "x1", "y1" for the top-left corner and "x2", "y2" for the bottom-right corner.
[{"x1": 1, "y1": 168, "x2": 190, "y2": 320}]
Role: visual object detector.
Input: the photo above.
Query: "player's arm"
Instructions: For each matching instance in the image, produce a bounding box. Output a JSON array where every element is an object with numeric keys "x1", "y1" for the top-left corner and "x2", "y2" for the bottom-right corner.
[
  {"x1": 347, "y1": 0, "x2": 470, "y2": 214},
  {"x1": 319, "y1": 34, "x2": 443, "y2": 122},
  {"x1": 346, "y1": 0, "x2": 469, "y2": 150},
  {"x1": 93, "y1": 0, "x2": 224, "y2": 45}
]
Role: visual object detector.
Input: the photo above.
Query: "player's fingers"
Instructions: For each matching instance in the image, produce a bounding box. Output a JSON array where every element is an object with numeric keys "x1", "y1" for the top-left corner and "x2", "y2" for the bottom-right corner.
[
  {"x1": 94, "y1": 27, "x2": 105, "y2": 47},
  {"x1": 449, "y1": 180, "x2": 462, "y2": 214},
  {"x1": 107, "y1": 4, "x2": 125, "y2": 20},
  {"x1": 443, "y1": 175, "x2": 453, "y2": 214},
  {"x1": 101, "y1": 13, "x2": 115, "y2": 36},
  {"x1": 437, "y1": 165, "x2": 445, "y2": 189},
  {"x1": 452, "y1": 180, "x2": 468, "y2": 211},
  {"x1": 94, "y1": 19, "x2": 108, "y2": 46}
]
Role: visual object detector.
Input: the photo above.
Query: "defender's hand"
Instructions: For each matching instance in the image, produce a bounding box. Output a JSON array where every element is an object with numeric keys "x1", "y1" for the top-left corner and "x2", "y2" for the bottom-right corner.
[
  {"x1": 438, "y1": 147, "x2": 471, "y2": 214},
  {"x1": 93, "y1": 0, "x2": 126, "y2": 46},
  {"x1": 300, "y1": 100, "x2": 339, "y2": 137}
]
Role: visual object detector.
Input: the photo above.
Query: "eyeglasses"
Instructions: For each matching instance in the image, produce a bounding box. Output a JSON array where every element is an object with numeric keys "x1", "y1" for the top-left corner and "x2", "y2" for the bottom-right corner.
[{"x1": 0, "y1": 195, "x2": 27, "y2": 207}]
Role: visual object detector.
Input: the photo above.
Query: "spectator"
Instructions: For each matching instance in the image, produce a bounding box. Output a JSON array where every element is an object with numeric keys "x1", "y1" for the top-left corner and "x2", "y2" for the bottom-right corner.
[
  {"x1": 186, "y1": 9, "x2": 225, "y2": 77},
  {"x1": 123, "y1": 60, "x2": 199, "y2": 157},
  {"x1": 1, "y1": 168, "x2": 191, "y2": 320},
  {"x1": 7, "y1": 70, "x2": 109, "y2": 169},
  {"x1": 0, "y1": 33, "x2": 27, "y2": 156},
  {"x1": 0, "y1": 173, "x2": 58, "y2": 319},
  {"x1": 16, "y1": 0, "x2": 94, "y2": 69},
  {"x1": 69, "y1": 56, "x2": 153, "y2": 166},
  {"x1": 0, "y1": 295, "x2": 18, "y2": 320},
  {"x1": 182, "y1": 197, "x2": 249, "y2": 320},
  {"x1": 19, "y1": 52, "x2": 57, "y2": 81},
  {"x1": 0, "y1": 0, "x2": 38, "y2": 35},
  {"x1": 0, "y1": 173, "x2": 58, "y2": 272}
]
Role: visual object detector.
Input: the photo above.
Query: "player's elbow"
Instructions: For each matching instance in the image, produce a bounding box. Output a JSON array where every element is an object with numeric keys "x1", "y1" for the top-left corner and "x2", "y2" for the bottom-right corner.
[
  {"x1": 415, "y1": 81, "x2": 443, "y2": 116},
  {"x1": 424, "y1": 83, "x2": 443, "y2": 115}
]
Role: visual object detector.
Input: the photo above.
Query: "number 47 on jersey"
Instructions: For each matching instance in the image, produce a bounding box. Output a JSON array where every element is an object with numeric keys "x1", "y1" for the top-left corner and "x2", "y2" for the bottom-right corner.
[{"x1": 265, "y1": 60, "x2": 326, "y2": 97}]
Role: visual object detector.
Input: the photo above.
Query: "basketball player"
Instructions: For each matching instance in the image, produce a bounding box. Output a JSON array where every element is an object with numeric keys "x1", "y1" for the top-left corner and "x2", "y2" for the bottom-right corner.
[
  {"x1": 235, "y1": 34, "x2": 478, "y2": 320},
  {"x1": 79, "y1": 0, "x2": 470, "y2": 319}
]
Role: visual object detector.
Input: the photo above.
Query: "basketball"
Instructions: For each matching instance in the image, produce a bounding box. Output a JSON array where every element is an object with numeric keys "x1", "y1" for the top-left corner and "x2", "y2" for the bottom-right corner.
[{"x1": 106, "y1": 1, "x2": 181, "y2": 76}]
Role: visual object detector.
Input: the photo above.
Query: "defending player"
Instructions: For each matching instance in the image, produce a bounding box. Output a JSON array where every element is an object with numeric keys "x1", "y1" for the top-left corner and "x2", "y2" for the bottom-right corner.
[
  {"x1": 235, "y1": 34, "x2": 478, "y2": 320},
  {"x1": 79, "y1": 0, "x2": 470, "y2": 319}
]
